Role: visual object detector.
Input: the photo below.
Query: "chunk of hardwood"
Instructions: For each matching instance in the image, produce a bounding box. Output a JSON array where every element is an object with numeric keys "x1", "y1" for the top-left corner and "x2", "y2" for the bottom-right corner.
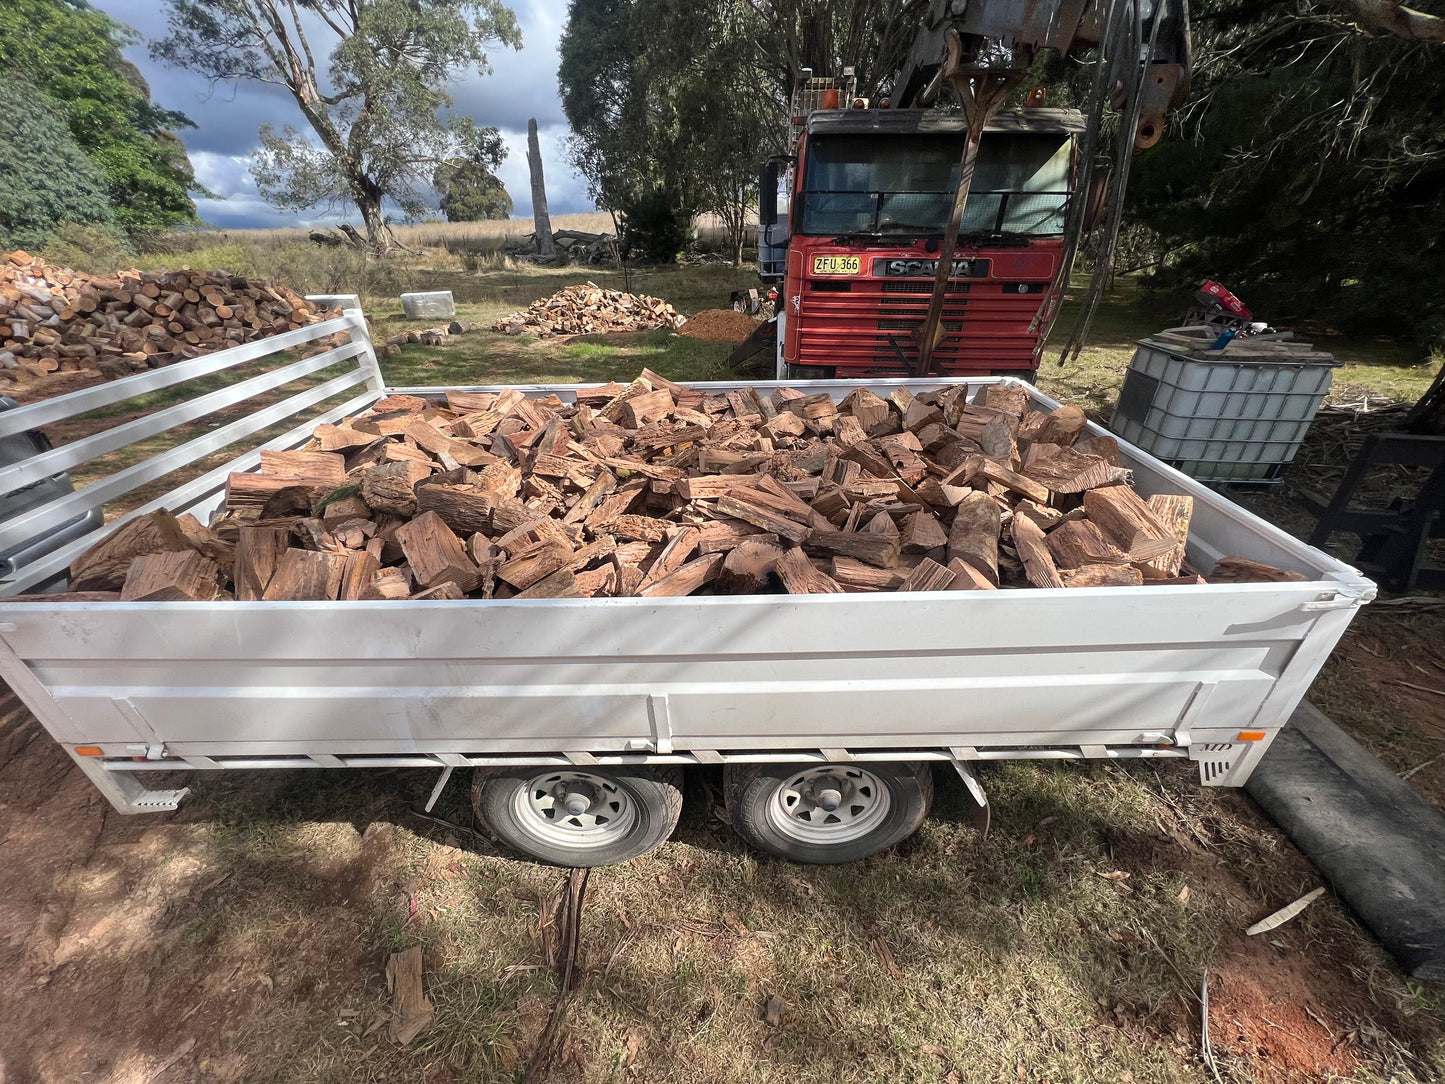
[
  {"x1": 637, "y1": 552, "x2": 724, "y2": 597},
  {"x1": 842, "y1": 388, "x2": 891, "y2": 434},
  {"x1": 411, "y1": 581, "x2": 467, "y2": 600},
  {"x1": 415, "y1": 484, "x2": 496, "y2": 535},
  {"x1": 897, "y1": 557, "x2": 956, "y2": 592},
  {"x1": 612, "y1": 514, "x2": 671, "y2": 542},
  {"x1": 1083, "y1": 485, "x2": 1171, "y2": 556},
  {"x1": 1062, "y1": 563, "x2": 1143, "y2": 588},
  {"x1": 774, "y1": 547, "x2": 845, "y2": 594},
  {"x1": 515, "y1": 568, "x2": 585, "y2": 598},
  {"x1": 226, "y1": 473, "x2": 337, "y2": 513},
  {"x1": 979, "y1": 383, "x2": 1029, "y2": 417},
  {"x1": 1141, "y1": 494, "x2": 1193, "y2": 577},
  {"x1": 403, "y1": 419, "x2": 496, "y2": 468},
  {"x1": 258, "y1": 450, "x2": 347, "y2": 484},
  {"x1": 638, "y1": 526, "x2": 701, "y2": 591},
  {"x1": 371, "y1": 568, "x2": 412, "y2": 599},
  {"x1": 978, "y1": 460, "x2": 1050, "y2": 504},
  {"x1": 1074, "y1": 434, "x2": 1123, "y2": 468},
  {"x1": 945, "y1": 557, "x2": 997, "y2": 590},
  {"x1": 946, "y1": 491, "x2": 1000, "y2": 585},
  {"x1": 1021, "y1": 448, "x2": 1113, "y2": 494},
  {"x1": 676, "y1": 474, "x2": 766, "y2": 500},
  {"x1": 1035, "y1": 405, "x2": 1088, "y2": 446},
  {"x1": 831, "y1": 557, "x2": 906, "y2": 591},
  {"x1": 261, "y1": 549, "x2": 347, "y2": 600},
  {"x1": 808, "y1": 529, "x2": 901, "y2": 568},
  {"x1": 120, "y1": 550, "x2": 221, "y2": 601},
  {"x1": 360, "y1": 460, "x2": 433, "y2": 516},
  {"x1": 977, "y1": 415, "x2": 1017, "y2": 464},
  {"x1": 901, "y1": 510, "x2": 948, "y2": 553},
  {"x1": 714, "y1": 495, "x2": 811, "y2": 545},
  {"x1": 1207, "y1": 556, "x2": 1309, "y2": 583},
  {"x1": 394, "y1": 511, "x2": 480, "y2": 591},
  {"x1": 1011, "y1": 514, "x2": 1065, "y2": 589},
  {"x1": 621, "y1": 388, "x2": 674, "y2": 428},
  {"x1": 720, "y1": 539, "x2": 784, "y2": 593},
  {"x1": 70, "y1": 511, "x2": 190, "y2": 591},
  {"x1": 496, "y1": 541, "x2": 572, "y2": 589},
  {"x1": 1046, "y1": 519, "x2": 1124, "y2": 569},
  {"x1": 234, "y1": 525, "x2": 292, "y2": 600},
  {"x1": 574, "y1": 565, "x2": 618, "y2": 597},
  {"x1": 338, "y1": 551, "x2": 381, "y2": 600},
  {"x1": 314, "y1": 423, "x2": 380, "y2": 451}
]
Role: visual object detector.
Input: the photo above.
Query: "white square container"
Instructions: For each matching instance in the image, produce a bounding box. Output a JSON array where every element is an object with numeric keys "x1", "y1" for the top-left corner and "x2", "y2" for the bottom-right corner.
[{"x1": 1109, "y1": 338, "x2": 1338, "y2": 483}]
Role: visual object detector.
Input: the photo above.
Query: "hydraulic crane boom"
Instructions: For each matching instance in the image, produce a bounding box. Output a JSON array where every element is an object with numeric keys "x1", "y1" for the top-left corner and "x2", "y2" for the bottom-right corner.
[{"x1": 890, "y1": 1, "x2": 1192, "y2": 373}]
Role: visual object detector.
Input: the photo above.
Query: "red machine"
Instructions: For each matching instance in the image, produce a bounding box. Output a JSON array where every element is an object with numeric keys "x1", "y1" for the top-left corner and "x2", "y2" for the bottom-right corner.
[
  {"x1": 768, "y1": 105, "x2": 1082, "y2": 380},
  {"x1": 757, "y1": 2, "x2": 1193, "y2": 382}
]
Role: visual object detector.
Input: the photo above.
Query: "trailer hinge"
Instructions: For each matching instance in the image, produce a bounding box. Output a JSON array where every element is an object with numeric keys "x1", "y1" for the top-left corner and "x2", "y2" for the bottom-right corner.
[{"x1": 1297, "y1": 592, "x2": 1366, "y2": 612}]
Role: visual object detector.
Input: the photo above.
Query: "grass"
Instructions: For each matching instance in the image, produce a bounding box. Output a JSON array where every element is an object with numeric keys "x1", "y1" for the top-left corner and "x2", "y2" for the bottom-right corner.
[{"x1": 146, "y1": 755, "x2": 1445, "y2": 1084}]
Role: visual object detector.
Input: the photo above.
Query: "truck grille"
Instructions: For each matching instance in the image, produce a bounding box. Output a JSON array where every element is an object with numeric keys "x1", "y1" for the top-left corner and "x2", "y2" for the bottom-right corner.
[{"x1": 792, "y1": 275, "x2": 1048, "y2": 375}]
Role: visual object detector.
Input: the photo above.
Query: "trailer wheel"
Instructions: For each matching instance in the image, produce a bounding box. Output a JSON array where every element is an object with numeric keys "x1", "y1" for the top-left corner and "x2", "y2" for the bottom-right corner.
[
  {"x1": 472, "y1": 766, "x2": 683, "y2": 867},
  {"x1": 724, "y1": 762, "x2": 932, "y2": 864}
]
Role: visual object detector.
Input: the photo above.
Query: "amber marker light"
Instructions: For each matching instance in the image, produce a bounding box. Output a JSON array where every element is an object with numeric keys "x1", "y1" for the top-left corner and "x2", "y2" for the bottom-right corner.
[
  {"x1": 1237, "y1": 731, "x2": 1267, "y2": 742},
  {"x1": 74, "y1": 745, "x2": 103, "y2": 756}
]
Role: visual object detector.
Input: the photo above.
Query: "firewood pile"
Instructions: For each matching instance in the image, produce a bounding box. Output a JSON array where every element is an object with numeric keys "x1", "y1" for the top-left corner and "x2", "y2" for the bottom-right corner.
[
  {"x1": 0, "y1": 250, "x2": 337, "y2": 387},
  {"x1": 378, "y1": 320, "x2": 477, "y2": 356},
  {"x1": 57, "y1": 370, "x2": 1309, "y2": 603},
  {"x1": 491, "y1": 283, "x2": 683, "y2": 338}
]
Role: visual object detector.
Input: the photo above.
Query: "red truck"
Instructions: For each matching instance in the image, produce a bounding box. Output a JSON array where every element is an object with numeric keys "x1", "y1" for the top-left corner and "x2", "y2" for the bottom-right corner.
[{"x1": 761, "y1": 103, "x2": 1084, "y2": 382}]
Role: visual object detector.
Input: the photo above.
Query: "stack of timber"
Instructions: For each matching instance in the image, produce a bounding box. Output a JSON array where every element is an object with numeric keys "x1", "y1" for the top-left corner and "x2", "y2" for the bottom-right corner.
[
  {"x1": 59, "y1": 371, "x2": 1310, "y2": 602},
  {"x1": 491, "y1": 283, "x2": 683, "y2": 338},
  {"x1": 0, "y1": 250, "x2": 339, "y2": 387},
  {"x1": 1148, "y1": 325, "x2": 1334, "y2": 362}
]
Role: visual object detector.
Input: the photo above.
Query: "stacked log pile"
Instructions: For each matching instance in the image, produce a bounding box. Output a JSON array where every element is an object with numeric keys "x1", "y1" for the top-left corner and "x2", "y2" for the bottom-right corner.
[
  {"x1": 60, "y1": 370, "x2": 1309, "y2": 602},
  {"x1": 0, "y1": 250, "x2": 337, "y2": 386},
  {"x1": 492, "y1": 283, "x2": 683, "y2": 338},
  {"x1": 1149, "y1": 325, "x2": 1333, "y2": 362}
]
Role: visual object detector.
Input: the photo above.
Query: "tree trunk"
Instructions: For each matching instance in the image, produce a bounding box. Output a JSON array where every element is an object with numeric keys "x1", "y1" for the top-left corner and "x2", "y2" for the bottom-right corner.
[
  {"x1": 528, "y1": 119, "x2": 555, "y2": 259},
  {"x1": 357, "y1": 190, "x2": 387, "y2": 257},
  {"x1": 1407, "y1": 359, "x2": 1445, "y2": 434}
]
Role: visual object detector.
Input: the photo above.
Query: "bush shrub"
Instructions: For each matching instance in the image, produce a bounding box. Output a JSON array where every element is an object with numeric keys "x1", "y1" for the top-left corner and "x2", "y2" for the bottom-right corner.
[{"x1": 619, "y1": 186, "x2": 689, "y2": 264}]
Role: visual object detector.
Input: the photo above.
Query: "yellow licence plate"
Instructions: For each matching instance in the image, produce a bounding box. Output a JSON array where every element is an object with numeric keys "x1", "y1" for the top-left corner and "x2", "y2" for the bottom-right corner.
[{"x1": 812, "y1": 255, "x2": 860, "y2": 275}]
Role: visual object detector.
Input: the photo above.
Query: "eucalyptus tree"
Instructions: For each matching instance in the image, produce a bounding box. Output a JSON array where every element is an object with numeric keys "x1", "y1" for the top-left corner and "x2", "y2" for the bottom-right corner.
[{"x1": 155, "y1": 0, "x2": 520, "y2": 252}]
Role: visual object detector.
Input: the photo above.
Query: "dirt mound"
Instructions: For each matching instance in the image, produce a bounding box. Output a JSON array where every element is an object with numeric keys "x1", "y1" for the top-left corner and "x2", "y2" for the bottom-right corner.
[
  {"x1": 679, "y1": 308, "x2": 762, "y2": 342},
  {"x1": 492, "y1": 282, "x2": 682, "y2": 338}
]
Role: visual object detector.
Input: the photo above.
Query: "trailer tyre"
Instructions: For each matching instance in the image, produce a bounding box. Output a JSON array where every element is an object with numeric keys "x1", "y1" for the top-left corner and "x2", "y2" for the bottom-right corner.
[
  {"x1": 472, "y1": 766, "x2": 683, "y2": 867},
  {"x1": 724, "y1": 762, "x2": 932, "y2": 864}
]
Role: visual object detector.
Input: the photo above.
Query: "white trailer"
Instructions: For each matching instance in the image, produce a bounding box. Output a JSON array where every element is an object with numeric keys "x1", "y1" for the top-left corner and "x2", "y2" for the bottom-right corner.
[{"x1": 0, "y1": 314, "x2": 1374, "y2": 865}]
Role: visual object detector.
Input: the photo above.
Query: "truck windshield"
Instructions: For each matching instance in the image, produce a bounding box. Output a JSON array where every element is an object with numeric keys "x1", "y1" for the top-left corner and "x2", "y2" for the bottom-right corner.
[{"x1": 799, "y1": 132, "x2": 1071, "y2": 237}]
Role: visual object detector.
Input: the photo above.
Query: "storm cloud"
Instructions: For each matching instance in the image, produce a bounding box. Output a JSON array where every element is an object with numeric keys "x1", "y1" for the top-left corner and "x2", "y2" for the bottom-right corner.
[{"x1": 91, "y1": 0, "x2": 593, "y2": 226}]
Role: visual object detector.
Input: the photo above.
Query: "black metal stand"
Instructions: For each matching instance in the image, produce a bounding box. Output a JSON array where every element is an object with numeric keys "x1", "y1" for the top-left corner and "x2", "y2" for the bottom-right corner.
[{"x1": 1305, "y1": 433, "x2": 1445, "y2": 591}]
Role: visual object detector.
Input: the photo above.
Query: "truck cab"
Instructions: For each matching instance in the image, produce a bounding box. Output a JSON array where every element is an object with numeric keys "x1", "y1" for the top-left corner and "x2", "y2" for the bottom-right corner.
[{"x1": 764, "y1": 107, "x2": 1082, "y2": 381}]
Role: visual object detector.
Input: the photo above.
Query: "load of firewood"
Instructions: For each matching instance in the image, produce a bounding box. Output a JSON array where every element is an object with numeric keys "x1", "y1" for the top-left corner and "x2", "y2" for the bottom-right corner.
[
  {"x1": 0, "y1": 250, "x2": 337, "y2": 387},
  {"x1": 59, "y1": 370, "x2": 1310, "y2": 602},
  {"x1": 491, "y1": 283, "x2": 683, "y2": 338}
]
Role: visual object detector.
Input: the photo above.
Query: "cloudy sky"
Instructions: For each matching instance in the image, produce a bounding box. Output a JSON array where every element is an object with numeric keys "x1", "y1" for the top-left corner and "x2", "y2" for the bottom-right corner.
[{"x1": 90, "y1": 0, "x2": 593, "y2": 229}]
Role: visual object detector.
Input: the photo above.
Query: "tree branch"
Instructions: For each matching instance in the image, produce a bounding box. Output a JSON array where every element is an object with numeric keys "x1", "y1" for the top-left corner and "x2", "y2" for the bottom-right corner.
[{"x1": 1339, "y1": 0, "x2": 1445, "y2": 41}]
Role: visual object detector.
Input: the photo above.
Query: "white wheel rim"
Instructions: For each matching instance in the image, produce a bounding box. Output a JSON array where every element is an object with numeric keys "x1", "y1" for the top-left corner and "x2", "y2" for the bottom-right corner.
[
  {"x1": 511, "y1": 771, "x2": 638, "y2": 851},
  {"x1": 765, "y1": 766, "x2": 891, "y2": 845}
]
